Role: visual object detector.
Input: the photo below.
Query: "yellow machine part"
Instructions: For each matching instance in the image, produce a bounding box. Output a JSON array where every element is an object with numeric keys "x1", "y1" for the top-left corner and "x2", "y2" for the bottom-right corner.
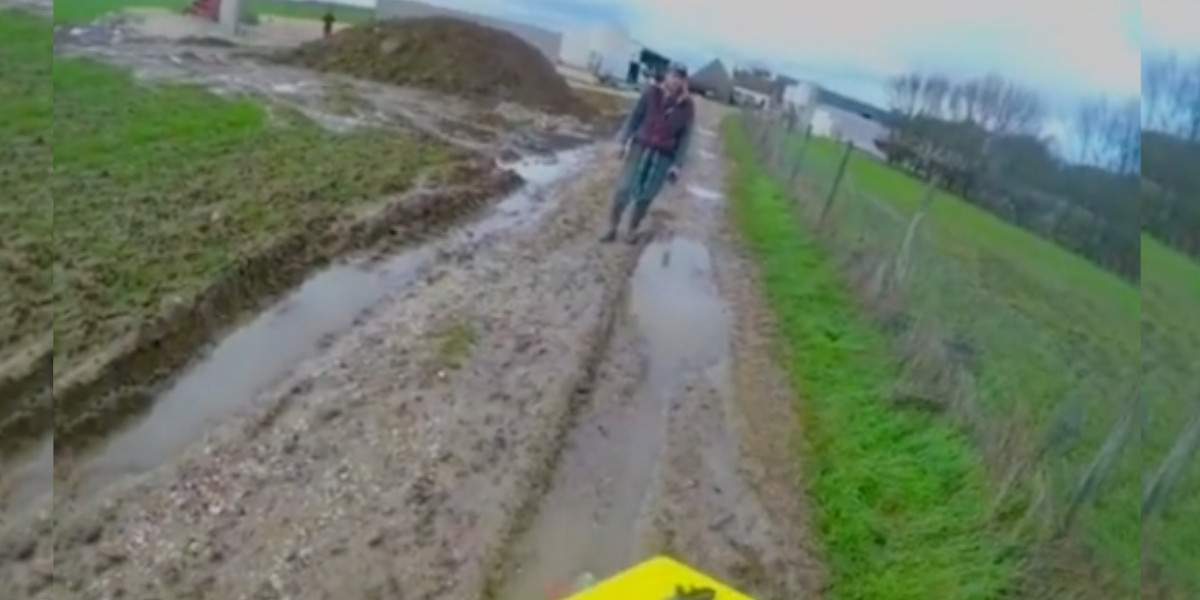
[{"x1": 567, "y1": 556, "x2": 754, "y2": 600}]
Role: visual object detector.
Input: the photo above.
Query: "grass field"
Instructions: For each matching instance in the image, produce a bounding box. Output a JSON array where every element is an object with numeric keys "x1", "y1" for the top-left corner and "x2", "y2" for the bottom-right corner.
[
  {"x1": 1141, "y1": 236, "x2": 1200, "y2": 597},
  {"x1": 53, "y1": 0, "x2": 375, "y2": 25},
  {"x1": 726, "y1": 120, "x2": 1015, "y2": 598},
  {"x1": 0, "y1": 10, "x2": 53, "y2": 355},
  {"x1": 30, "y1": 12, "x2": 456, "y2": 368},
  {"x1": 743, "y1": 123, "x2": 1183, "y2": 596}
]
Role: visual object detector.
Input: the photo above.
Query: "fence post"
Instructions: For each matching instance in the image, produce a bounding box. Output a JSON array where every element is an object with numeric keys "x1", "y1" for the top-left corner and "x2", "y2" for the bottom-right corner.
[
  {"x1": 892, "y1": 175, "x2": 938, "y2": 285},
  {"x1": 789, "y1": 124, "x2": 813, "y2": 189},
  {"x1": 819, "y1": 139, "x2": 854, "y2": 227}
]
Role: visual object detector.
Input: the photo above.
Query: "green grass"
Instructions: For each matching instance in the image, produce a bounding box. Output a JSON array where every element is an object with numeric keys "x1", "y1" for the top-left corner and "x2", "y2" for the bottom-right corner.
[
  {"x1": 49, "y1": 52, "x2": 456, "y2": 368},
  {"x1": 434, "y1": 320, "x2": 478, "y2": 371},
  {"x1": 0, "y1": 10, "x2": 52, "y2": 354},
  {"x1": 784, "y1": 133, "x2": 1146, "y2": 596},
  {"x1": 53, "y1": 0, "x2": 374, "y2": 25},
  {"x1": 1141, "y1": 236, "x2": 1200, "y2": 598},
  {"x1": 726, "y1": 120, "x2": 1015, "y2": 598},
  {"x1": 54, "y1": 0, "x2": 189, "y2": 24}
]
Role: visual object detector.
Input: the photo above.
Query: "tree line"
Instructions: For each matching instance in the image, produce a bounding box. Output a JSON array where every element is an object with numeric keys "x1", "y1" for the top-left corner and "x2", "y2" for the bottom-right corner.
[
  {"x1": 1141, "y1": 52, "x2": 1200, "y2": 258},
  {"x1": 883, "y1": 72, "x2": 1140, "y2": 279}
]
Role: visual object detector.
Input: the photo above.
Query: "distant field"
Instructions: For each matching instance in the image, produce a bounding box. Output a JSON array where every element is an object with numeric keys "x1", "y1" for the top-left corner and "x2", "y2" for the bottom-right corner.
[
  {"x1": 772, "y1": 133, "x2": 1150, "y2": 595},
  {"x1": 53, "y1": 0, "x2": 375, "y2": 25}
]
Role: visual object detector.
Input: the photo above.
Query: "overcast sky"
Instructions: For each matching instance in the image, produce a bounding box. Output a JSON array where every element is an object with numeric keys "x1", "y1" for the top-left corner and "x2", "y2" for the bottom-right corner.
[{"x1": 341, "y1": 0, "x2": 1200, "y2": 122}]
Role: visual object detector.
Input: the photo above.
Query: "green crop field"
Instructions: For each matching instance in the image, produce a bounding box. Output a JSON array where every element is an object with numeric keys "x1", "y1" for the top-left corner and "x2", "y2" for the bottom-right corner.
[
  {"x1": 726, "y1": 120, "x2": 1015, "y2": 599},
  {"x1": 0, "y1": 10, "x2": 53, "y2": 355},
  {"x1": 11, "y1": 8, "x2": 454, "y2": 368},
  {"x1": 740, "y1": 124, "x2": 1196, "y2": 596},
  {"x1": 54, "y1": 0, "x2": 374, "y2": 25}
]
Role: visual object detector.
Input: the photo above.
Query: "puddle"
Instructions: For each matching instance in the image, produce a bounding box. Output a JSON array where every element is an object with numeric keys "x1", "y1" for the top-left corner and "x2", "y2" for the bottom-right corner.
[
  {"x1": 686, "y1": 184, "x2": 724, "y2": 202},
  {"x1": 8, "y1": 147, "x2": 590, "y2": 505},
  {"x1": 497, "y1": 236, "x2": 730, "y2": 599}
]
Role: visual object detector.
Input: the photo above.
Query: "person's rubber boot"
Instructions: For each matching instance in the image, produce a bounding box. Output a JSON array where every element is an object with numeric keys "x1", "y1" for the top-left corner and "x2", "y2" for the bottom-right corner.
[
  {"x1": 600, "y1": 229, "x2": 617, "y2": 243},
  {"x1": 628, "y1": 201, "x2": 649, "y2": 245},
  {"x1": 625, "y1": 228, "x2": 641, "y2": 245}
]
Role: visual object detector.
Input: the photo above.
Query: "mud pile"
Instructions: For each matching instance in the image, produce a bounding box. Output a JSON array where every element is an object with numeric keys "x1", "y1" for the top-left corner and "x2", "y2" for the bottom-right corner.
[{"x1": 285, "y1": 17, "x2": 589, "y2": 116}]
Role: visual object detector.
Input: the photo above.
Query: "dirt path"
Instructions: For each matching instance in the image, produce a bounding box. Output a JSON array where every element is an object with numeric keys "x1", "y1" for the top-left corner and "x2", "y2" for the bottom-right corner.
[
  {"x1": 2, "y1": 101, "x2": 823, "y2": 599},
  {"x1": 492, "y1": 112, "x2": 824, "y2": 599}
]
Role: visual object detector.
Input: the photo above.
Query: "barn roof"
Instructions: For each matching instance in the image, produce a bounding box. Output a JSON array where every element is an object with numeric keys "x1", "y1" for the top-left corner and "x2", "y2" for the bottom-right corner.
[{"x1": 690, "y1": 59, "x2": 733, "y2": 94}]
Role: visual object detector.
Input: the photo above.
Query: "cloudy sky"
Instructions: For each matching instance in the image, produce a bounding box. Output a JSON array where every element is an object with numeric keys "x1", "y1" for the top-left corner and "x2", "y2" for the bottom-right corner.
[
  {"x1": 342, "y1": 0, "x2": 1200, "y2": 123},
  {"x1": 358, "y1": 0, "x2": 1150, "y2": 108}
]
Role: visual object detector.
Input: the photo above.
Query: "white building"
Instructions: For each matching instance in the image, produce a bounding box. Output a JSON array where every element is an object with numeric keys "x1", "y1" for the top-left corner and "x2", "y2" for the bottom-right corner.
[
  {"x1": 782, "y1": 83, "x2": 894, "y2": 159},
  {"x1": 782, "y1": 81, "x2": 817, "y2": 110},
  {"x1": 559, "y1": 24, "x2": 640, "y2": 81}
]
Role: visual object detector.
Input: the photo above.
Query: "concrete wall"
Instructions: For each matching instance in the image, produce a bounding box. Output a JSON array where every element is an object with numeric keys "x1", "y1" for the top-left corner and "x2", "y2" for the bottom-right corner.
[{"x1": 376, "y1": 0, "x2": 562, "y2": 60}]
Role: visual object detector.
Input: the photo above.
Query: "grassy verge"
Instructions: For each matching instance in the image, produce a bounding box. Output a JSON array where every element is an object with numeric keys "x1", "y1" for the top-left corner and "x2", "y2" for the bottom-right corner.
[
  {"x1": 50, "y1": 53, "x2": 456, "y2": 368},
  {"x1": 725, "y1": 119, "x2": 1014, "y2": 598},
  {"x1": 53, "y1": 0, "x2": 374, "y2": 25},
  {"x1": 0, "y1": 10, "x2": 52, "y2": 355},
  {"x1": 787, "y1": 134, "x2": 1143, "y2": 595}
]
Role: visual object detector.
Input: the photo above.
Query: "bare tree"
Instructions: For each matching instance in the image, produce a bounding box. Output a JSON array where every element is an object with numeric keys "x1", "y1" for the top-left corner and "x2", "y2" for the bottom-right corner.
[
  {"x1": 959, "y1": 79, "x2": 983, "y2": 123},
  {"x1": 887, "y1": 73, "x2": 924, "y2": 118},
  {"x1": 1074, "y1": 97, "x2": 1109, "y2": 164},
  {"x1": 1179, "y1": 59, "x2": 1200, "y2": 141},
  {"x1": 1101, "y1": 98, "x2": 1141, "y2": 174},
  {"x1": 946, "y1": 84, "x2": 967, "y2": 121},
  {"x1": 1143, "y1": 52, "x2": 1178, "y2": 130},
  {"x1": 920, "y1": 75, "x2": 951, "y2": 118},
  {"x1": 975, "y1": 74, "x2": 1008, "y2": 132}
]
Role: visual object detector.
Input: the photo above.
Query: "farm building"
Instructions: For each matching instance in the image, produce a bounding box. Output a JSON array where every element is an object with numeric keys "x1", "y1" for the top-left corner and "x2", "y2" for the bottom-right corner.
[
  {"x1": 559, "y1": 23, "x2": 640, "y2": 82},
  {"x1": 731, "y1": 70, "x2": 798, "y2": 108},
  {"x1": 799, "y1": 86, "x2": 896, "y2": 158},
  {"x1": 690, "y1": 59, "x2": 734, "y2": 103},
  {"x1": 375, "y1": 0, "x2": 562, "y2": 61}
]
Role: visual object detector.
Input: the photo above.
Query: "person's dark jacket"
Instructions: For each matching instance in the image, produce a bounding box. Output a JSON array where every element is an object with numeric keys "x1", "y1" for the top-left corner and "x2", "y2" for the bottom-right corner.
[{"x1": 619, "y1": 85, "x2": 694, "y2": 167}]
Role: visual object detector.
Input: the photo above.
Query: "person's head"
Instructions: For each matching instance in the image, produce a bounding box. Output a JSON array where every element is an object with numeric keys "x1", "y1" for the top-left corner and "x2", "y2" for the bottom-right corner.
[{"x1": 664, "y1": 64, "x2": 688, "y2": 94}]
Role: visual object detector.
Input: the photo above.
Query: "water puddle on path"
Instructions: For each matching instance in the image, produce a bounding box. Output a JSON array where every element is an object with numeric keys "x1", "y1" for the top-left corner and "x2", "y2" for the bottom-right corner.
[
  {"x1": 17, "y1": 147, "x2": 592, "y2": 505},
  {"x1": 497, "y1": 235, "x2": 731, "y2": 599}
]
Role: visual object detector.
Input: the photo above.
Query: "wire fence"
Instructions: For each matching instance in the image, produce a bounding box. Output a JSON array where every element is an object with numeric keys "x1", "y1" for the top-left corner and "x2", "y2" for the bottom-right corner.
[{"x1": 738, "y1": 107, "x2": 1143, "y2": 573}]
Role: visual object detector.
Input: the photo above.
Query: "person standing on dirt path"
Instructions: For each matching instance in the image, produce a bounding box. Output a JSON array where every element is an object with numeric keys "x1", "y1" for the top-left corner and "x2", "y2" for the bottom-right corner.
[
  {"x1": 602, "y1": 64, "x2": 695, "y2": 244},
  {"x1": 322, "y1": 9, "x2": 335, "y2": 38}
]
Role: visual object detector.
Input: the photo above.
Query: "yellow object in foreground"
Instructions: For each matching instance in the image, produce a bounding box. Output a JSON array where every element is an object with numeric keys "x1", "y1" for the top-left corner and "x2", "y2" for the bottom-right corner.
[{"x1": 568, "y1": 556, "x2": 754, "y2": 600}]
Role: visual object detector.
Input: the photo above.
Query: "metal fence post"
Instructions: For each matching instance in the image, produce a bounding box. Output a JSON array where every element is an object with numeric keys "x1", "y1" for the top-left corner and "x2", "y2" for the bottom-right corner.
[
  {"x1": 819, "y1": 139, "x2": 854, "y2": 227},
  {"x1": 892, "y1": 175, "x2": 938, "y2": 285}
]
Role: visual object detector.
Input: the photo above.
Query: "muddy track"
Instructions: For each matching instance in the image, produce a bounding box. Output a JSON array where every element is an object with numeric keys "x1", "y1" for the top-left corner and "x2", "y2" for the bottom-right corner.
[
  {"x1": 16, "y1": 147, "x2": 635, "y2": 599},
  {"x1": 488, "y1": 114, "x2": 825, "y2": 598},
  {"x1": 0, "y1": 341, "x2": 51, "y2": 457},
  {"x1": 4, "y1": 102, "x2": 826, "y2": 600},
  {"x1": 52, "y1": 164, "x2": 522, "y2": 463}
]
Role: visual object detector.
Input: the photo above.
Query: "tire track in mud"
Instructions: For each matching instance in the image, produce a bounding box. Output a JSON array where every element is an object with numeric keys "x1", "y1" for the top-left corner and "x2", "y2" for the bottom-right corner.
[
  {"x1": 24, "y1": 150, "x2": 641, "y2": 600},
  {"x1": 490, "y1": 106, "x2": 824, "y2": 599}
]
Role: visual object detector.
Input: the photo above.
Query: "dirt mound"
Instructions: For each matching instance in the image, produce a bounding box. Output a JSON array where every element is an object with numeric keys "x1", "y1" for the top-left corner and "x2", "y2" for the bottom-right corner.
[{"x1": 285, "y1": 17, "x2": 589, "y2": 116}]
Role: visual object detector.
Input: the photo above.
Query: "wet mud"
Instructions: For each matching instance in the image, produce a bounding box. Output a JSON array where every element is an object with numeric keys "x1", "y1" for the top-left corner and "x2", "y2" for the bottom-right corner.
[
  {"x1": 491, "y1": 111, "x2": 824, "y2": 598},
  {"x1": 2, "y1": 100, "x2": 824, "y2": 600}
]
